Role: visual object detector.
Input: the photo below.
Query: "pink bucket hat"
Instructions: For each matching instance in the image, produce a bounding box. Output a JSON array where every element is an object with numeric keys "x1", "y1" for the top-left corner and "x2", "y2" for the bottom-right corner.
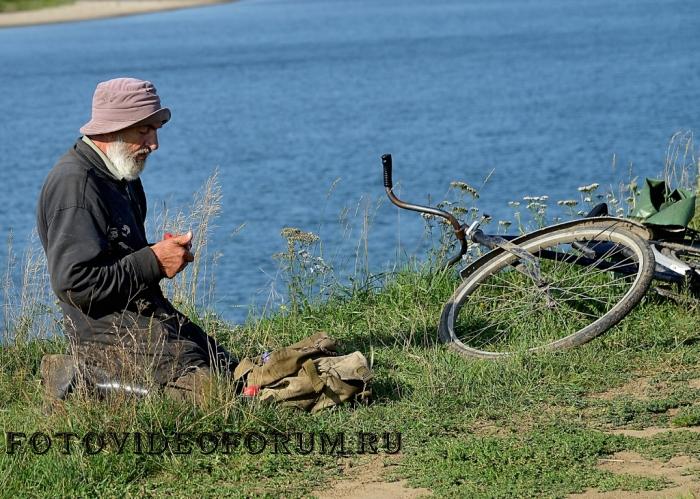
[{"x1": 80, "y1": 77, "x2": 171, "y2": 135}]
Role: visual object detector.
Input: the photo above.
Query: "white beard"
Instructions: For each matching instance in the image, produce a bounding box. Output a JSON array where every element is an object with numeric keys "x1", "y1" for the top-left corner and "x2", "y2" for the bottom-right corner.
[{"x1": 105, "y1": 139, "x2": 149, "y2": 181}]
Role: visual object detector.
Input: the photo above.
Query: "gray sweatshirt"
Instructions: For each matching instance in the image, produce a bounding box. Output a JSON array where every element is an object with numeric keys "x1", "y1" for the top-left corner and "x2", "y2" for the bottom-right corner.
[{"x1": 37, "y1": 139, "x2": 165, "y2": 339}]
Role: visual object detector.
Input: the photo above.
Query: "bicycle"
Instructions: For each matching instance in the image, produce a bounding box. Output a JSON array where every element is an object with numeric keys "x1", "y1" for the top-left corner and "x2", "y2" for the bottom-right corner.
[{"x1": 381, "y1": 154, "x2": 700, "y2": 359}]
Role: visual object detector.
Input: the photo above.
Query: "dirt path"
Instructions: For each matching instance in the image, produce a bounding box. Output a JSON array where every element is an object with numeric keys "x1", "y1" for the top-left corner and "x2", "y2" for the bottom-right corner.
[
  {"x1": 580, "y1": 373, "x2": 700, "y2": 496},
  {"x1": 573, "y1": 451, "x2": 700, "y2": 498},
  {"x1": 607, "y1": 426, "x2": 700, "y2": 437},
  {"x1": 311, "y1": 456, "x2": 432, "y2": 499},
  {"x1": 0, "y1": 0, "x2": 232, "y2": 28}
]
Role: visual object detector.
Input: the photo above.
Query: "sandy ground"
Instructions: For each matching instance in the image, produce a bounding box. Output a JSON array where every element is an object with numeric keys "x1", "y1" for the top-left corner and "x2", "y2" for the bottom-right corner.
[
  {"x1": 579, "y1": 374, "x2": 700, "y2": 497},
  {"x1": 311, "y1": 456, "x2": 432, "y2": 499},
  {"x1": 572, "y1": 451, "x2": 700, "y2": 498},
  {"x1": 0, "y1": 0, "x2": 232, "y2": 28}
]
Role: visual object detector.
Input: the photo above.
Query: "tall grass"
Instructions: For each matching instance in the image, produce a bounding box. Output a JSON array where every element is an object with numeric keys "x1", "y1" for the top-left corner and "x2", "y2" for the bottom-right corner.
[
  {"x1": 155, "y1": 169, "x2": 223, "y2": 318},
  {"x1": 663, "y1": 130, "x2": 698, "y2": 193},
  {"x1": 1, "y1": 231, "x2": 57, "y2": 345}
]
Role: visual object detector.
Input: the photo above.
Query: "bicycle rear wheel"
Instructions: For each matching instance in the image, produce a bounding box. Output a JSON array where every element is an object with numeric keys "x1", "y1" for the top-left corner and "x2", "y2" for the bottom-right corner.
[{"x1": 439, "y1": 220, "x2": 655, "y2": 358}]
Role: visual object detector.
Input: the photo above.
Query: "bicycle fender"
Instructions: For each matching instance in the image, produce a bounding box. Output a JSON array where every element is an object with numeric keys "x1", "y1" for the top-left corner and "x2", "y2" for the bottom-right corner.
[
  {"x1": 564, "y1": 217, "x2": 653, "y2": 239},
  {"x1": 459, "y1": 217, "x2": 652, "y2": 280}
]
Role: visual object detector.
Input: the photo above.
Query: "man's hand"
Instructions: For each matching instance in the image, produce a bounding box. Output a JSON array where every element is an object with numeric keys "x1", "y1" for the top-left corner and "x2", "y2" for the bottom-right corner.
[{"x1": 150, "y1": 231, "x2": 194, "y2": 278}]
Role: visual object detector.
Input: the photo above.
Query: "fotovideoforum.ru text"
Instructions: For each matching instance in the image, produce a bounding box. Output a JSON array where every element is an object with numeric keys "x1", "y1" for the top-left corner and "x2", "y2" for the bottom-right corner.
[{"x1": 4, "y1": 431, "x2": 402, "y2": 456}]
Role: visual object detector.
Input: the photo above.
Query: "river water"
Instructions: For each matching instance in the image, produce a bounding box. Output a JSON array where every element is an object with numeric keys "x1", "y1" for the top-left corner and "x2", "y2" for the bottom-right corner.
[{"x1": 1, "y1": 0, "x2": 699, "y2": 325}]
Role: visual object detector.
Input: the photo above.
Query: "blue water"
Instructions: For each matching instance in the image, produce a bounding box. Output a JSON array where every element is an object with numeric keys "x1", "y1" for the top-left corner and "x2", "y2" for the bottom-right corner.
[{"x1": 1, "y1": 0, "x2": 699, "y2": 325}]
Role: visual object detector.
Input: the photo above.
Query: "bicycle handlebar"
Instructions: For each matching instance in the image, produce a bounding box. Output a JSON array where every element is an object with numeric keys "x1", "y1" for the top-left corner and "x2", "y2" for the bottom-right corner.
[
  {"x1": 381, "y1": 153, "x2": 469, "y2": 267},
  {"x1": 382, "y1": 154, "x2": 393, "y2": 189}
]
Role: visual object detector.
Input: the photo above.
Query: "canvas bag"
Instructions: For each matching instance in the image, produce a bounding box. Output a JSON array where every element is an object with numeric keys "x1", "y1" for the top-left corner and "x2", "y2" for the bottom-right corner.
[
  {"x1": 630, "y1": 178, "x2": 697, "y2": 229},
  {"x1": 233, "y1": 331, "x2": 372, "y2": 413}
]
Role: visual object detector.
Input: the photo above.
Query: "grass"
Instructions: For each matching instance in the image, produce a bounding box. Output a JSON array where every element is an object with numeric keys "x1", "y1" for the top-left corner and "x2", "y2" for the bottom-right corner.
[
  {"x1": 0, "y1": 0, "x2": 73, "y2": 13},
  {"x1": 1, "y1": 143, "x2": 699, "y2": 497},
  {"x1": 2, "y1": 266, "x2": 700, "y2": 497}
]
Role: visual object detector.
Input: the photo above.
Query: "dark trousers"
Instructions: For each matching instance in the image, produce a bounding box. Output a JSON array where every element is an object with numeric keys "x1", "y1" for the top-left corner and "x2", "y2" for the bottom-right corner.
[{"x1": 69, "y1": 307, "x2": 236, "y2": 388}]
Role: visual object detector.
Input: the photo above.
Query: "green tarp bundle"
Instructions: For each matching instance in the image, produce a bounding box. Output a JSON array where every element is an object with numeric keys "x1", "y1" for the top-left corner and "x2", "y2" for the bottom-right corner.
[{"x1": 630, "y1": 178, "x2": 697, "y2": 228}]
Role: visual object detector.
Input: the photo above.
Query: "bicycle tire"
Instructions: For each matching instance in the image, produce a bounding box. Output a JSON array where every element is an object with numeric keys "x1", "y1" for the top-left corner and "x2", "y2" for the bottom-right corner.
[{"x1": 438, "y1": 219, "x2": 655, "y2": 359}]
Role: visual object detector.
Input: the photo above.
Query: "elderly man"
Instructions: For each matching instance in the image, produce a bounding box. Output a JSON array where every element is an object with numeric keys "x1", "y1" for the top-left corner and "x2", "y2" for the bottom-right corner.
[{"x1": 37, "y1": 78, "x2": 236, "y2": 404}]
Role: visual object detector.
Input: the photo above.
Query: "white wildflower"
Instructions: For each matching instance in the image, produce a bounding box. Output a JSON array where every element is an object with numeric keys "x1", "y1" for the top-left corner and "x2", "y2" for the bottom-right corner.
[
  {"x1": 577, "y1": 183, "x2": 600, "y2": 193},
  {"x1": 450, "y1": 181, "x2": 480, "y2": 198},
  {"x1": 297, "y1": 249, "x2": 311, "y2": 263}
]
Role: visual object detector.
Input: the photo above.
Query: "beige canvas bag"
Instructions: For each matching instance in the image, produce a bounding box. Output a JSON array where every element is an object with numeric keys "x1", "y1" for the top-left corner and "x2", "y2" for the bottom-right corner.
[{"x1": 233, "y1": 332, "x2": 372, "y2": 412}]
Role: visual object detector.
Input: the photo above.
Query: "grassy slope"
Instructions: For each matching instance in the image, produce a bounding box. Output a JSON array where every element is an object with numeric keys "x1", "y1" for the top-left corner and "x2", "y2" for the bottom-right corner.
[
  {"x1": 0, "y1": 0, "x2": 73, "y2": 13},
  {"x1": 2, "y1": 266, "x2": 700, "y2": 497}
]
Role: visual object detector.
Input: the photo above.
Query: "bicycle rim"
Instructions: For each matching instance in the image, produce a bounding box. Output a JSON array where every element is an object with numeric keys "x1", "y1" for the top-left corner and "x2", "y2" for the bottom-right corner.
[{"x1": 439, "y1": 221, "x2": 655, "y2": 358}]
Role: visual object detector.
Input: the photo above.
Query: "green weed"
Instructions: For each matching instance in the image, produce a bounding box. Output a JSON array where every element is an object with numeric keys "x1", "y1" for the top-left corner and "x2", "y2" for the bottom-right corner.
[{"x1": 0, "y1": 0, "x2": 73, "y2": 12}]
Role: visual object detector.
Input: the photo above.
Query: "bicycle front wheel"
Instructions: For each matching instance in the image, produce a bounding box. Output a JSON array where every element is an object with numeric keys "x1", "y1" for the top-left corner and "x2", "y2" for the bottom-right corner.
[{"x1": 439, "y1": 220, "x2": 655, "y2": 358}]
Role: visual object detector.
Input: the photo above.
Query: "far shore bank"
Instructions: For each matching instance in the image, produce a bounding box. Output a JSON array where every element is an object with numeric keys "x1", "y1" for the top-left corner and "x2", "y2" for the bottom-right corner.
[{"x1": 0, "y1": 0, "x2": 234, "y2": 28}]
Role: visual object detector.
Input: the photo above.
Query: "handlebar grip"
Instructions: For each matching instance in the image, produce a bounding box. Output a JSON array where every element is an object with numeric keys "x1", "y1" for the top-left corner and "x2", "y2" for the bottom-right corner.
[{"x1": 381, "y1": 154, "x2": 393, "y2": 189}]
